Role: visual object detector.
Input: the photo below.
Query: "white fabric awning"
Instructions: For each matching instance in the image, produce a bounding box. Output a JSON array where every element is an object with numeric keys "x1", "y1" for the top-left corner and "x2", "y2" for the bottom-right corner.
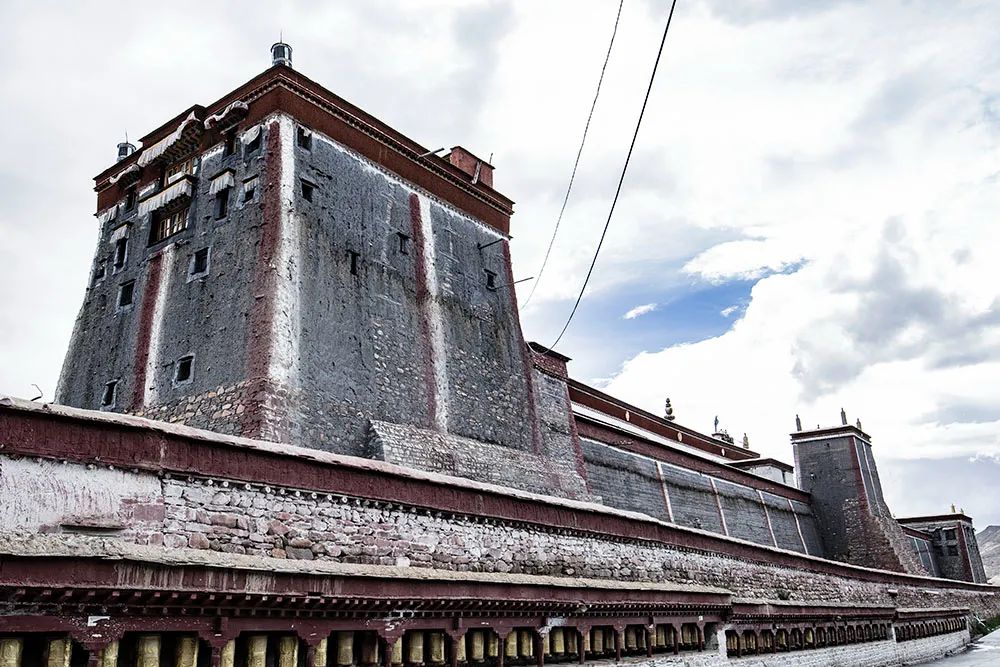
[
  {"x1": 204, "y1": 100, "x2": 249, "y2": 130},
  {"x1": 108, "y1": 164, "x2": 139, "y2": 185},
  {"x1": 96, "y1": 204, "x2": 118, "y2": 224},
  {"x1": 209, "y1": 171, "x2": 235, "y2": 195},
  {"x1": 109, "y1": 223, "x2": 129, "y2": 243},
  {"x1": 242, "y1": 125, "x2": 262, "y2": 145},
  {"x1": 138, "y1": 111, "x2": 201, "y2": 167},
  {"x1": 137, "y1": 178, "x2": 193, "y2": 217}
]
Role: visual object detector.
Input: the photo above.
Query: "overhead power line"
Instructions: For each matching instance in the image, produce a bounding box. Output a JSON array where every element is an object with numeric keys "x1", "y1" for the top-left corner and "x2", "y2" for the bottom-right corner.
[
  {"x1": 549, "y1": 0, "x2": 680, "y2": 350},
  {"x1": 520, "y1": 0, "x2": 625, "y2": 311}
]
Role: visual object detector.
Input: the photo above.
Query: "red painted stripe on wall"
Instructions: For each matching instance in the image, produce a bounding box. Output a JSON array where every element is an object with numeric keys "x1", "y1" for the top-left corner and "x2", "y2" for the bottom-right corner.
[
  {"x1": 130, "y1": 252, "x2": 164, "y2": 410},
  {"x1": 244, "y1": 119, "x2": 284, "y2": 438}
]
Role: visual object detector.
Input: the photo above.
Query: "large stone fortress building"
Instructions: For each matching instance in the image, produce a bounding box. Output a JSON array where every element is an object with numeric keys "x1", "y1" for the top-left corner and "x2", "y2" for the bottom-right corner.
[{"x1": 0, "y1": 44, "x2": 994, "y2": 667}]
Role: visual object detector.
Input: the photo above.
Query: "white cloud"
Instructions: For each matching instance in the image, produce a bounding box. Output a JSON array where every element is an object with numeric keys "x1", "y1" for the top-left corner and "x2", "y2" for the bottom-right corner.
[
  {"x1": 623, "y1": 303, "x2": 658, "y2": 320},
  {"x1": 720, "y1": 305, "x2": 740, "y2": 318}
]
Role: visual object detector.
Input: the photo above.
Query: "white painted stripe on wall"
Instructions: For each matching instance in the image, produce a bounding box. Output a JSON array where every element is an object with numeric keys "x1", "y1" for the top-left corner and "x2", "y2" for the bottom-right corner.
[
  {"x1": 787, "y1": 497, "x2": 809, "y2": 554},
  {"x1": 710, "y1": 477, "x2": 729, "y2": 536},
  {"x1": 270, "y1": 115, "x2": 302, "y2": 390},
  {"x1": 656, "y1": 462, "x2": 675, "y2": 523},
  {"x1": 417, "y1": 193, "x2": 451, "y2": 432},
  {"x1": 143, "y1": 245, "x2": 175, "y2": 406},
  {"x1": 758, "y1": 489, "x2": 778, "y2": 547}
]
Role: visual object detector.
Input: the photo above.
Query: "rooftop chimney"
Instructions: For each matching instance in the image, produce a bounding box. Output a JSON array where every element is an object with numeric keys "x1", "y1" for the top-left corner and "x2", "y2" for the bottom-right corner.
[
  {"x1": 116, "y1": 141, "x2": 136, "y2": 163},
  {"x1": 446, "y1": 146, "x2": 494, "y2": 188},
  {"x1": 271, "y1": 42, "x2": 293, "y2": 68}
]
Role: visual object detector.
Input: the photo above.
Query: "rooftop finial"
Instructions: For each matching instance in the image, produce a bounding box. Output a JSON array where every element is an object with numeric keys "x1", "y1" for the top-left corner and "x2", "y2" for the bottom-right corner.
[
  {"x1": 271, "y1": 39, "x2": 293, "y2": 68},
  {"x1": 840, "y1": 407, "x2": 847, "y2": 426},
  {"x1": 795, "y1": 414, "x2": 802, "y2": 432},
  {"x1": 856, "y1": 417, "x2": 862, "y2": 430},
  {"x1": 742, "y1": 433, "x2": 750, "y2": 449},
  {"x1": 664, "y1": 397, "x2": 675, "y2": 421}
]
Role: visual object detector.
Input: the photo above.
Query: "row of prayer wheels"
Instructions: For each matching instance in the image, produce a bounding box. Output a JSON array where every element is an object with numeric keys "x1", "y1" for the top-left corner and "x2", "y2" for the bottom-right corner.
[{"x1": 0, "y1": 624, "x2": 702, "y2": 667}]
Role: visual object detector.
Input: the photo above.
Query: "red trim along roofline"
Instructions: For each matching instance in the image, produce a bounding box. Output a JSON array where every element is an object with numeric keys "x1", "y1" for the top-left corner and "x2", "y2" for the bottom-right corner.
[
  {"x1": 567, "y1": 379, "x2": 760, "y2": 461},
  {"x1": 729, "y1": 457, "x2": 794, "y2": 473},
  {"x1": 898, "y1": 514, "x2": 975, "y2": 525},
  {"x1": 93, "y1": 65, "x2": 514, "y2": 235}
]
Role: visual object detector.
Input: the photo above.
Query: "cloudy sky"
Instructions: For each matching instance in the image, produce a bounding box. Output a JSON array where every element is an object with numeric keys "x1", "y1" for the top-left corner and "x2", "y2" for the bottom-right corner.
[{"x1": 1, "y1": 1, "x2": 998, "y2": 526}]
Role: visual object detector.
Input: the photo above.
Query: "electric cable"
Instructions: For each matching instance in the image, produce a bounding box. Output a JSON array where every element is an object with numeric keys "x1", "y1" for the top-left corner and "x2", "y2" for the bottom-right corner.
[
  {"x1": 520, "y1": 0, "x2": 625, "y2": 310},
  {"x1": 549, "y1": 0, "x2": 679, "y2": 350}
]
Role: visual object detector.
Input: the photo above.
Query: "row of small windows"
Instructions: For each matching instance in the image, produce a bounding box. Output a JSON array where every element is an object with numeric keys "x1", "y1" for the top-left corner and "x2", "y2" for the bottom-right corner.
[
  {"x1": 101, "y1": 247, "x2": 211, "y2": 305},
  {"x1": 100, "y1": 355, "x2": 194, "y2": 408}
]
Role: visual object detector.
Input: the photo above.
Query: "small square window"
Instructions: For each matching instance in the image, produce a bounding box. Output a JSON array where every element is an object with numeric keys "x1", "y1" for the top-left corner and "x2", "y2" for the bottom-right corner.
[
  {"x1": 242, "y1": 176, "x2": 258, "y2": 203},
  {"x1": 174, "y1": 355, "x2": 194, "y2": 384},
  {"x1": 223, "y1": 129, "x2": 237, "y2": 157},
  {"x1": 190, "y1": 247, "x2": 210, "y2": 278},
  {"x1": 397, "y1": 232, "x2": 410, "y2": 255},
  {"x1": 101, "y1": 380, "x2": 118, "y2": 408},
  {"x1": 117, "y1": 280, "x2": 135, "y2": 309},
  {"x1": 297, "y1": 126, "x2": 312, "y2": 150},
  {"x1": 92, "y1": 263, "x2": 107, "y2": 286},
  {"x1": 348, "y1": 250, "x2": 359, "y2": 275},
  {"x1": 484, "y1": 269, "x2": 497, "y2": 290},
  {"x1": 245, "y1": 129, "x2": 262, "y2": 154},
  {"x1": 301, "y1": 180, "x2": 314, "y2": 202},
  {"x1": 213, "y1": 187, "x2": 230, "y2": 220},
  {"x1": 113, "y1": 237, "x2": 128, "y2": 270}
]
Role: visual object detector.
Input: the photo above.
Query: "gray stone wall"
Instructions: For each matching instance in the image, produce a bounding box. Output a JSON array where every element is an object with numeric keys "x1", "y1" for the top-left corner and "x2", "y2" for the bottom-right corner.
[
  {"x1": 57, "y1": 126, "x2": 269, "y2": 429},
  {"x1": 580, "y1": 437, "x2": 824, "y2": 555}
]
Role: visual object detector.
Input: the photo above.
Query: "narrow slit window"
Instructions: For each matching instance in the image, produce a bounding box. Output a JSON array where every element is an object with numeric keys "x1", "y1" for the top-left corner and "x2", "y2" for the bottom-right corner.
[
  {"x1": 174, "y1": 355, "x2": 194, "y2": 384},
  {"x1": 397, "y1": 232, "x2": 410, "y2": 255},
  {"x1": 484, "y1": 269, "x2": 497, "y2": 290},
  {"x1": 242, "y1": 176, "x2": 258, "y2": 203},
  {"x1": 113, "y1": 237, "x2": 128, "y2": 270},
  {"x1": 92, "y1": 263, "x2": 106, "y2": 285},
  {"x1": 124, "y1": 187, "x2": 137, "y2": 212},
  {"x1": 190, "y1": 247, "x2": 210, "y2": 277},
  {"x1": 101, "y1": 380, "x2": 118, "y2": 408},
  {"x1": 297, "y1": 126, "x2": 312, "y2": 150},
  {"x1": 213, "y1": 187, "x2": 230, "y2": 219},
  {"x1": 301, "y1": 180, "x2": 315, "y2": 202},
  {"x1": 348, "y1": 250, "x2": 359, "y2": 275},
  {"x1": 117, "y1": 280, "x2": 135, "y2": 309},
  {"x1": 223, "y1": 129, "x2": 237, "y2": 157}
]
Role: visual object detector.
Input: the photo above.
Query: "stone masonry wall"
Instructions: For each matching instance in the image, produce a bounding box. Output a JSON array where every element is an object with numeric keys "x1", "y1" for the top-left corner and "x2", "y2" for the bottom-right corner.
[
  {"x1": 3, "y1": 453, "x2": 995, "y2": 620},
  {"x1": 581, "y1": 438, "x2": 824, "y2": 556},
  {"x1": 726, "y1": 630, "x2": 968, "y2": 667}
]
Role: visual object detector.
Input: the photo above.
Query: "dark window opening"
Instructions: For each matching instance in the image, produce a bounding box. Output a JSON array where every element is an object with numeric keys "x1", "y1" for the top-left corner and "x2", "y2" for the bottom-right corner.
[
  {"x1": 117, "y1": 280, "x2": 135, "y2": 309},
  {"x1": 484, "y1": 269, "x2": 498, "y2": 290},
  {"x1": 945, "y1": 529, "x2": 957, "y2": 541},
  {"x1": 190, "y1": 247, "x2": 210, "y2": 277},
  {"x1": 397, "y1": 232, "x2": 410, "y2": 255},
  {"x1": 242, "y1": 177, "x2": 257, "y2": 203},
  {"x1": 297, "y1": 126, "x2": 312, "y2": 150},
  {"x1": 348, "y1": 250, "x2": 359, "y2": 275},
  {"x1": 948, "y1": 545, "x2": 959, "y2": 556},
  {"x1": 223, "y1": 129, "x2": 237, "y2": 157},
  {"x1": 301, "y1": 180, "x2": 314, "y2": 202},
  {"x1": 174, "y1": 355, "x2": 194, "y2": 384},
  {"x1": 101, "y1": 380, "x2": 118, "y2": 408},
  {"x1": 150, "y1": 208, "x2": 189, "y2": 245},
  {"x1": 213, "y1": 187, "x2": 230, "y2": 219},
  {"x1": 92, "y1": 263, "x2": 106, "y2": 285},
  {"x1": 113, "y1": 237, "x2": 128, "y2": 270},
  {"x1": 124, "y1": 187, "x2": 137, "y2": 211},
  {"x1": 245, "y1": 130, "x2": 262, "y2": 154}
]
